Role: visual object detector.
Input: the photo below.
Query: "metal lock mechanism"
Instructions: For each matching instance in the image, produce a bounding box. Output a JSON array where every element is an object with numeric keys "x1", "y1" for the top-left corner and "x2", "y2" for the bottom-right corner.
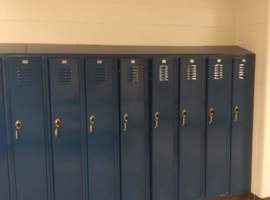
[
  {"x1": 180, "y1": 109, "x2": 188, "y2": 126},
  {"x1": 54, "y1": 118, "x2": 62, "y2": 138},
  {"x1": 122, "y1": 113, "x2": 129, "y2": 132},
  {"x1": 154, "y1": 112, "x2": 160, "y2": 129},
  {"x1": 208, "y1": 107, "x2": 215, "y2": 125},
  {"x1": 15, "y1": 120, "x2": 23, "y2": 140},
  {"x1": 234, "y1": 106, "x2": 240, "y2": 122},
  {"x1": 89, "y1": 115, "x2": 96, "y2": 134}
]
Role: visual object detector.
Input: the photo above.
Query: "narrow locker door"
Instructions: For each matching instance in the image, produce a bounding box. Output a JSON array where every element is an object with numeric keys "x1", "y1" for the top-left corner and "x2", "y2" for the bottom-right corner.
[
  {"x1": 206, "y1": 57, "x2": 232, "y2": 197},
  {"x1": 5, "y1": 56, "x2": 48, "y2": 200},
  {"x1": 49, "y1": 57, "x2": 86, "y2": 200},
  {"x1": 179, "y1": 57, "x2": 206, "y2": 200},
  {"x1": 120, "y1": 58, "x2": 150, "y2": 200},
  {"x1": 0, "y1": 59, "x2": 10, "y2": 200},
  {"x1": 152, "y1": 57, "x2": 178, "y2": 200},
  {"x1": 85, "y1": 58, "x2": 119, "y2": 200},
  {"x1": 230, "y1": 56, "x2": 254, "y2": 194}
]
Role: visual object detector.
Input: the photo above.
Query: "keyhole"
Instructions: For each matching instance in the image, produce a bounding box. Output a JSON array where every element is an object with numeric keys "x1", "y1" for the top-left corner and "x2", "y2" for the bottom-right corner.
[{"x1": 15, "y1": 120, "x2": 23, "y2": 130}]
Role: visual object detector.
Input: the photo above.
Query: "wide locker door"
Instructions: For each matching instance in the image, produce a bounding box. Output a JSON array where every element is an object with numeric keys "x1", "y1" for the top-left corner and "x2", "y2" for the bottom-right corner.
[
  {"x1": 179, "y1": 57, "x2": 206, "y2": 200},
  {"x1": 230, "y1": 56, "x2": 254, "y2": 194},
  {"x1": 49, "y1": 57, "x2": 86, "y2": 200},
  {"x1": 85, "y1": 58, "x2": 119, "y2": 200},
  {"x1": 206, "y1": 57, "x2": 232, "y2": 197},
  {"x1": 5, "y1": 56, "x2": 48, "y2": 200},
  {"x1": 152, "y1": 57, "x2": 178, "y2": 200},
  {"x1": 0, "y1": 59, "x2": 10, "y2": 200},
  {"x1": 120, "y1": 58, "x2": 150, "y2": 200}
]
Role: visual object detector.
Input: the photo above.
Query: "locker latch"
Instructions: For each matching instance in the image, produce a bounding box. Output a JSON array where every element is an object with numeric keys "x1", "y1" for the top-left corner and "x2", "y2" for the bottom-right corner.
[
  {"x1": 208, "y1": 107, "x2": 215, "y2": 124},
  {"x1": 180, "y1": 109, "x2": 188, "y2": 126},
  {"x1": 54, "y1": 118, "x2": 62, "y2": 138},
  {"x1": 234, "y1": 106, "x2": 240, "y2": 122},
  {"x1": 122, "y1": 113, "x2": 129, "y2": 132},
  {"x1": 89, "y1": 115, "x2": 96, "y2": 134},
  {"x1": 15, "y1": 120, "x2": 23, "y2": 140},
  {"x1": 154, "y1": 112, "x2": 160, "y2": 128}
]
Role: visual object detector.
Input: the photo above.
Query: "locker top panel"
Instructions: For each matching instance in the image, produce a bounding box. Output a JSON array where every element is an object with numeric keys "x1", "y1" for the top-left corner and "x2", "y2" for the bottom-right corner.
[{"x1": 0, "y1": 44, "x2": 254, "y2": 55}]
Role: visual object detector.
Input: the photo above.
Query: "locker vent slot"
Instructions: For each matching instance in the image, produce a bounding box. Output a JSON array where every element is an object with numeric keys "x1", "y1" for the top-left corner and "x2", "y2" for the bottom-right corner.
[
  {"x1": 187, "y1": 64, "x2": 197, "y2": 80},
  {"x1": 95, "y1": 66, "x2": 107, "y2": 82},
  {"x1": 238, "y1": 63, "x2": 245, "y2": 80},
  {"x1": 58, "y1": 67, "x2": 72, "y2": 85},
  {"x1": 16, "y1": 67, "x2": 33, "y2": 86},
  {"x1": 129, "y1": 65, "x2": 139, "y2": 83},
  {"x1": 159, "y1": 64, "x2": 169, "y2": 81},
  {"x1": 213, "y1": 64, "x2": 224, "y2": 80}
]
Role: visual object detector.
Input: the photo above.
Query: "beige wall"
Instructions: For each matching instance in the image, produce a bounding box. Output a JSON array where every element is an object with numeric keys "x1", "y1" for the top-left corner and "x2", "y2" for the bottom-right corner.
[
  {"x1": 0, "y1": 0, "x2": 269, "y2": 198},
  {"x1": 0, "y1": 0, "x2": 235, "y2": 45},
  {"x1": 235, "y1": 0, "x2": 270, "y2": 198}
]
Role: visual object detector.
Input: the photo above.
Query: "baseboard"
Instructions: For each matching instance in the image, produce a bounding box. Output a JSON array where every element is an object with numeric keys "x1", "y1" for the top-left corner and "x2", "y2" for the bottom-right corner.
[{"x1": 212, "y1": 193, "x2": 270, "y2": 200}]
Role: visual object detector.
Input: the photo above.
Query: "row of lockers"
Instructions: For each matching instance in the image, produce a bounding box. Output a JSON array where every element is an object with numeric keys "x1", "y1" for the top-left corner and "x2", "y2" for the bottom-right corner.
[{"x1": 0, "y1": 53, "x2": 254, "y2": 200}]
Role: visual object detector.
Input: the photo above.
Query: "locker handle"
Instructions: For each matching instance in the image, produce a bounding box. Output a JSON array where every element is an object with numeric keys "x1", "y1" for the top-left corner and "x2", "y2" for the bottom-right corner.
[
  {"x1": 180, "y1": 109, "x2": 188, "y2": 126},
  {"x1": 234, "y1": 106, "x2": 240, "y2": 122},
  {"x1": 208, "y1": 108, "x2": 215, "y2": 125},
  {"x1": 89, "y1": 115, "x2": 96, "y2": 134},
  {"x1": 54, "y1": 118, "x2": 62, "y2": 138},
  {"x1": 154, "y1": 112, "x2": 160, "y2": 129},
  {"x1": 122, "y1": 113, "x2": 129, "y2": 132},
  {"x1": 15, "y1": 120, "x2": 23, "y2": 140}
]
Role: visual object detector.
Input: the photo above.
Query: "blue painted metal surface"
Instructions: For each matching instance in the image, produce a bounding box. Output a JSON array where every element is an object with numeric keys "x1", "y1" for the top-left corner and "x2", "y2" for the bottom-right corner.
[
  {"x1": 120, "y1": 58, "x2": 150, "y2": 200},
  {"x1": 85, "y1": 58, "x2": 120, "y2": 200},
  {"x1": 230, "y1": 56, "x2": 254, "y2": 195},
  {"x1": 151, "y1": 57, "x2": 178, "y2": 200},
  {"x1": 0, "y1": 58, "x2": 10, "y2": 200},
  {"x1": 5, "y1": 56, "x2": 48, "y2": 200},
  {"x1": 179, "y1": 57, "x2": 206, "y2": 200},
  {"x1": 206, "y1": 56, "x2": 232, "y2": 198},
  {"x1": 49, "y1": 57, "x2": 86, "y2": 200}
]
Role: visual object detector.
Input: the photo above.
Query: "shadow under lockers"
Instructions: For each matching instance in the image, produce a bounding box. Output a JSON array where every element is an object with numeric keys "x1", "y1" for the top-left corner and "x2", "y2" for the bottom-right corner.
[{"x1": 0, "y1": 46, "x2": 254, "y2": 200}]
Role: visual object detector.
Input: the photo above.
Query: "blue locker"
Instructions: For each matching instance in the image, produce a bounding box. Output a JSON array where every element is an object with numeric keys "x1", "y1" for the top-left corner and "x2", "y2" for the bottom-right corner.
[
  {"x1": 152, "y1": 57, "x2": 178, "y2": 200},
  {"x1": 230, "y1": 56, "x2": 254, "y2": 194},
  {"x1": 206, "y1": 57, "x2": 232, "y2": 197},
  {"x1": 120, "y1": 58, "x2": 150, "y2": 200},
  {"x1": 4, "y1": 56, "x2": 48, "y2": 200},
  {"x1": 179, "y1": 57, "x2": 206, "y2": 200},
  {"x1": 0, "y1": 58, "x2": 10, "y2": 200},
  {"x1": 85, "y1": 58, "x2": 120, "y2": 200},
  {"x1": 49, "y1": 57, "x2": 86, "y2": 200}
]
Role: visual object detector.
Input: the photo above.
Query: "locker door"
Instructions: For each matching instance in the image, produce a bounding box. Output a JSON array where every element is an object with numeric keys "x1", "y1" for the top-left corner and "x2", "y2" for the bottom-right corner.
[
  {"x1": 230, "y1": 56, "x2": 254, "y2": 194},
  {"x1": 152, "y1": 57, "x2": 178, "y2": 200},
  {"x1": 206, "y1": 57, "x2": 232, "y2": 197},
  {"x1": 49, "y1": 57, "x2": 86, "y2": 200},
  {"x1": 5, "y1": 56, "x2": 48, "y2": 200},
  {"x1": 120, "y1": 58, "x2": 150, "y2": 200},
  {"x1": 0, "y1": 59, "x2": 10, "y2": 200},
  {"x1": 179, "y1": 57, "x2": 206, "y2": 200},
  {"x1": 85, "y1": 58, "x2": 119, "y2": 200}
]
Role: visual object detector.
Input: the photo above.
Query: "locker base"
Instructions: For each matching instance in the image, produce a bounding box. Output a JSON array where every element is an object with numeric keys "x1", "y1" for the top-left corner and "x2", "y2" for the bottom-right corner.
[{"x1": 210, "y1": 193, "x2": 270, "y2": 200}]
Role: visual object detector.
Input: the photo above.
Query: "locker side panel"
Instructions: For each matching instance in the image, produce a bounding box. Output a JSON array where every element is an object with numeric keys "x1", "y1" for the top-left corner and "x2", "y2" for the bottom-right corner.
[
  {"x1": 85, "y1": 58, "x2": 120, "y2": 200},
  {"x1": 120, "y1": 58, "x2": 150, "y2": 200},
  {"x1": 179, "y1": 57, "x2": 206, "y2": 200},
  {"x1": 206, "y1": 57, "x2": 232, "y2": 197},
  {"x1": 5, "y1": 56, "x2": 48, "y2": 200},
  {"x1": 0, "y1": 58, "x2": 10, "y2": 200},
  {"x1": 152, "y1": 57, "x2": 178, "y2": 200},
  {"x1": 230, "y1": 56, "x2": 254, "y2": 194},
  {"x1": 49, "y1": 57, "x2": 85, "y2": 200}
]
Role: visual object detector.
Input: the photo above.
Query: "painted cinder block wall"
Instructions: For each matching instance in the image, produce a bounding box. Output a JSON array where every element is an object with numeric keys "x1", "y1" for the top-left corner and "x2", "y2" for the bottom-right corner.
[{"x1": 0, "y1": 0, "x2": 269, "y2": 198}]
